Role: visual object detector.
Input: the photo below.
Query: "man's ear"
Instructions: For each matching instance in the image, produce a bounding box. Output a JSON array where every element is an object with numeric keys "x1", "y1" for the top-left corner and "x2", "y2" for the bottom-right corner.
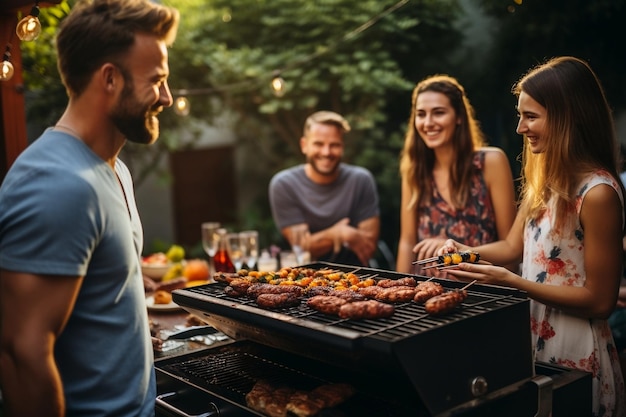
[
  {"x1": 100, "y1": 63, "x2": 118, "y2": 93},
  {"x1": 299, "y1": 136, "x2": 307, "y2": 154}
]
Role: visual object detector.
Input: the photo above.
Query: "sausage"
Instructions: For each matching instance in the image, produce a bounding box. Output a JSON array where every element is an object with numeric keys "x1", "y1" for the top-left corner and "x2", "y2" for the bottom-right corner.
[
  {"x1": 338, "y1": 300, "x2": 395, "y2": 319},
  {"x1": 247, "y1": 283, "x2": 303, "y2": 298},
  {"x1": 413, "y1": 281, "x2": 444, "y2": 303},
  {"x1": 376, "y1": 277, "x2": 417, "y2": 288},
  {"x1": 256, "y1": 292, "x2": 301, "y2": 309},
  {"x1": 307, "y1": 295, "x2": 348, "y2": 315},
  {"x1": 329, "y1": 290, "x2": 366, "y2": 302},
  {"x1": 358, "y1": 285, "x2": 385, "y2": 299},
  {"x1": 424, "y1": 289, "x2": 467, "y2": 315},
  {"x1": 375, "y1": 286, "x2": 417, "y2": 303}
]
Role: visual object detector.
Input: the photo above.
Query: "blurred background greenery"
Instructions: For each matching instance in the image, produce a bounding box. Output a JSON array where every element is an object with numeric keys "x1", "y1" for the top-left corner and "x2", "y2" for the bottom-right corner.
[{"x1": 19, "y1": 0, "x2": 626, "y2": 264}]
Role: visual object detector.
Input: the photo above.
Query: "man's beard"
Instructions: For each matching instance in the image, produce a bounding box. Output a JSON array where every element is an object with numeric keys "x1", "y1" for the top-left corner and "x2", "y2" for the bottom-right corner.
[
  {"x1": 306, "y1": 155, "x2": 340, "y2": 177},
  {"x1": 111, "y1": 82, "x2": 160, "y2": 145}
]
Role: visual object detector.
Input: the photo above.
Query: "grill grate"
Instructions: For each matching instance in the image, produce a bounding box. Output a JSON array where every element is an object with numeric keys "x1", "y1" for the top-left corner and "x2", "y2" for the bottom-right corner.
[
  {"x1": 185, "y1": 280, "x2": 523, "y2": 342},
  {"x1": 158, "y1": 342, "x2": 420, "y2": 416}
]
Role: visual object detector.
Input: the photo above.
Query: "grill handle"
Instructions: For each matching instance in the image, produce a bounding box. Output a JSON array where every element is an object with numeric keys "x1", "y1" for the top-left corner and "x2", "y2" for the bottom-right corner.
[
  {"x1": 156, "y1": 391, "x2": 219, "y2": 417},
  {"x1": 532, "y1": 375, "x2": 554, "y2": 417}
]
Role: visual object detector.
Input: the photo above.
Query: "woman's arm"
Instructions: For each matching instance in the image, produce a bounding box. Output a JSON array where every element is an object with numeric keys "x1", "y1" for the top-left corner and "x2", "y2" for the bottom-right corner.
[
  {"x1": 482, "y1": 148, "x2": 519, "y2": 270},
  {"x1": 447, "y1": 184, "x2": 623, "y2": 319},
  {"x1": 396, "y1": 179, "x2": 417, "y2": 273}
]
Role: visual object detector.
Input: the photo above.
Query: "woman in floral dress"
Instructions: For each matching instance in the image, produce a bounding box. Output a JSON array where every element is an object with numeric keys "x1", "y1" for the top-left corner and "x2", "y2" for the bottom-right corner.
[
  {"x1": 396, "y1": 75, "x2": 517, "y2": 273},
  {"x1": 444, "y1": 56, "x2": 625, "y2": 417}
]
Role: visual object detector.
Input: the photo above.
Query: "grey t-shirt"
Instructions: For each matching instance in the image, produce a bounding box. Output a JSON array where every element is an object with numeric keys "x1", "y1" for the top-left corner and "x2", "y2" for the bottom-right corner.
[{"x1": 269, "y1": 163, "x2": 379, "y2": 265}]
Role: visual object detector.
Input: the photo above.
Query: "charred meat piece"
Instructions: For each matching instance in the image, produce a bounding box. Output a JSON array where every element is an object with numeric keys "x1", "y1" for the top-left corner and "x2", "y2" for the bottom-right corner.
[
  {"x1": 338, "y1": 300, "x2": 395, "y2": 319},
  {"x1": 304, "y1": 286, "x2": 335, "y2": 297},
  {"x1": 256, "y1": 292, "x2": 301, "y2": 309},
  {"x1": 246, "y1": 380, "x2": 296, "y2": 417},
  {"x1": 413, "y1": 281, "x2": 444, "y2": 303},
  {"x1": 374, "y1": 286, "x2": 417, "y2": 303},
  {"x1": 247, "y1": 283, "x2": 303, "y2": 298},
  {"x1": 307, "y1": 295, "x2": 348, "y2": 315},
  {"x1": 213, "y1": 272, "x2": 240, "y2": 283},
  {"x1": 229, "y1": 278, "x2": 253, "y2": 294},
  {"x1": 377, "y1": 277, "x2": 417, "y2": 288},
  {"x1": 329, "y1": 289, "x2": 366, "y2": 302},
  {"x1": 358, "y1": 285, "x2": 384, "y2": 299},
  {"x1": 224, "y1": 285, "x2": 244, "y2": 297},
  {"x1": 424, "y1": 289, "x2": 468, "y2": 315},
  {"x1": 285, "y1": 390, "x2": 326, "y2": 417},
  {"x1": 311, "y1": 383, "x2": 355, "y2": 407}
]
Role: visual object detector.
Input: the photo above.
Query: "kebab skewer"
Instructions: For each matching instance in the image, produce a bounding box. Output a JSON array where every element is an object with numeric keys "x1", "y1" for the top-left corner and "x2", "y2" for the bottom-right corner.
[
  {"x1": 413, "y1": 251, "x2": 480, "y2": 270},
  {"x1": 424, "y1": 280, "x2": 476, "y2": 315}
]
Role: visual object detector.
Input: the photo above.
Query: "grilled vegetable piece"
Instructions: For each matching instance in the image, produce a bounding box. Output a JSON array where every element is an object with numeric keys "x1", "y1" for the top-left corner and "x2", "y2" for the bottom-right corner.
[
  {"x1": 424, "y1": 289, "x2": 468, "y2": 315},
  {"x1": 439, "y1": 251, "x2": 480, "y2": 266}
]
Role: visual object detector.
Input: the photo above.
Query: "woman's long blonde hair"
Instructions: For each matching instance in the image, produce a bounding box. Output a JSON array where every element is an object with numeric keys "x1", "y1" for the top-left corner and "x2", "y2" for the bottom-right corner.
[
  {"x1": 513, "y1": 56, "x2": 625, "y2": 230},
  {"x1": 399, "y1": 75, "x2": 486, "y2": 210}
]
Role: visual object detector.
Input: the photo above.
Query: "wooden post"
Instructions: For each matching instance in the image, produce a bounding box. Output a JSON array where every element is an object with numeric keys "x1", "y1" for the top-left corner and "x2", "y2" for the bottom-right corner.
[{"x1": 0, "y1": 11, "x2": 28, "y2": 180}]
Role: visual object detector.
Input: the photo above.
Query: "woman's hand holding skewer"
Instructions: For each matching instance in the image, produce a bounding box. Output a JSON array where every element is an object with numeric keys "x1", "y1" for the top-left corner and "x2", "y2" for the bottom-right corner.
[{"x1": 444, "y1": 262, "x2": 514, "y2": 288}]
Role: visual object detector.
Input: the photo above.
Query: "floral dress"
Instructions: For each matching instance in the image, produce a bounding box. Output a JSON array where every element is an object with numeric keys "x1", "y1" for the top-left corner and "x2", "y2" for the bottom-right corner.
[
  {"x1": 522, "y1": 170, "x2": 625, "y2": 417},
  {"x1": 418, "y1": 151, "x2": 497, "y2": 245}
]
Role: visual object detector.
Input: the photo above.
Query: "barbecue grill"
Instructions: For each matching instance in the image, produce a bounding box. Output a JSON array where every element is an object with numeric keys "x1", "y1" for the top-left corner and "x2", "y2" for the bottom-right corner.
[{"x1": 159, "y1": 262, "x2": 591, "y2": 416}]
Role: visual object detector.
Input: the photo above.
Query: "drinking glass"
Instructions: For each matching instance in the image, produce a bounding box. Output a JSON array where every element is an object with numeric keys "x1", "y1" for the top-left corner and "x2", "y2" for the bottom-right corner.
[
  {"x1": 226, "y1": 232, "x2": 244, "y2": 271},
  {"x1": 239, "y1": 230, "x2": 259, "y2": 270},
  {"x1": 289, "y1": 224, "x2": 310, "y2": 265},
  {"x1": 201, "y1": 222, "x2": 221, "y2": 274}
]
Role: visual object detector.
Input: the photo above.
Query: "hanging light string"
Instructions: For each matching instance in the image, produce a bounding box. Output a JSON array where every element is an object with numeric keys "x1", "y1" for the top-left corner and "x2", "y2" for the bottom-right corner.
[
  {"x1": 1, "y1": 18, "x2": 18, "y2": 82},
  {"x1": 171, "y1": 0, "x2": 410, "y2": 97}
]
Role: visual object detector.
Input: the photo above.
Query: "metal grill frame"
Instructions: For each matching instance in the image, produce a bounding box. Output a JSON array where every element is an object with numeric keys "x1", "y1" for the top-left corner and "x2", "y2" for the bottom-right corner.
[{"x1": 172, "y1": 262, "x2": 534, "y2": 415}]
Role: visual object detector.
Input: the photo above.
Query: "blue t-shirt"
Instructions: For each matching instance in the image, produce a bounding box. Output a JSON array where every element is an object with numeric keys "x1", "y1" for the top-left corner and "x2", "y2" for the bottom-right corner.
[{"x1": 0, "y1": 130, "x2": 154, "y2": 416}]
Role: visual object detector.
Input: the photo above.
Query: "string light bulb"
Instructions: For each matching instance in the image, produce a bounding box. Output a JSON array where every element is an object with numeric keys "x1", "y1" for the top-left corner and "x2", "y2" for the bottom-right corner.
[
  {"x1": 16, "y1": 1, "x2": 42, "y2": 42},
  {"x1": 270, "y1": 73, "x2": 286, "y2": 97},
  {"x1": 174, "y1": 96, "x2": 190, "y2": 116},
  {"x1": 0, "y1": 46, "x2": 15, "y2": 82}
]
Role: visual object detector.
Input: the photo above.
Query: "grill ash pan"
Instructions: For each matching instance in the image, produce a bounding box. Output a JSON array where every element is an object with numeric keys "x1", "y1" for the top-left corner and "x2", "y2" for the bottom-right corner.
[{"x1": 172, "y1": 262, "x2": 534, "y2": 415}]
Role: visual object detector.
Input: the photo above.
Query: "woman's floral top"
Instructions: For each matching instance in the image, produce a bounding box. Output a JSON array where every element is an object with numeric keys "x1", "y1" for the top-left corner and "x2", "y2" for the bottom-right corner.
[
  {"x1": 418, "y1": 151, "x2": 497, "y2": 245},
  {"x1": 522, "y1": 170, "x2": 625, "y2": 417}
]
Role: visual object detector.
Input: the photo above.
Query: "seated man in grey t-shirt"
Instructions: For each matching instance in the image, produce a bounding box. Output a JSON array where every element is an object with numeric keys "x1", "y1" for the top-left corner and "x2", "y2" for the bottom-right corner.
[{"x1": 269, "y1": 111, "x2": 380, "y2": 266}]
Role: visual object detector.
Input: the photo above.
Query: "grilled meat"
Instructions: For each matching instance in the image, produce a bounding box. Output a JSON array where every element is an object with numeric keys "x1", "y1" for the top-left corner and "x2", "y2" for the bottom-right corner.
[
  {"x1": 329, "y1": 289, "x2": 366, "y2": 302},
  {"x1": 375, "y1": 286, "x2": 417, "y2": 303},
  {"x1": 246, "y1": 380, "x2": 355, "y2": 417},
  {"x1": 413, "y1": 281, "x2": 444, "y2": 303},
  {"x1": 304, "y1": 286, "x2": 335, "y2": 297},
  {"x1": 229, "y1": 278, "x2": 253, "y2": 294},
  {"x1": 424, "y1": 289, "x2": 467, "y2": 315},
  {"x1": 358, "y1": 285, "x2": 385, "y2": 299},
  {"x1": 256, "y1": 292, "x2": 301, "y2": 309},
  {"x1": 338, "y1": 300, "x2": 395, "y2": 319},
  {"x1": 247, "y1": 283, "x2": 303, "y2": 298},
  {"x1": 307, "y1": 295, "x2": 348, "y2": 315},
  {"x1": 377, "y1": 277, "x2": 417, "y2": 288}
]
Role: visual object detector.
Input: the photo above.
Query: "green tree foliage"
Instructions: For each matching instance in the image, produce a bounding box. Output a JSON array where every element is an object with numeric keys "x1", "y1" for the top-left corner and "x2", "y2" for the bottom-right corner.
[{"x1": 159, "y1": 0, "x2": 462, "y2": 252}]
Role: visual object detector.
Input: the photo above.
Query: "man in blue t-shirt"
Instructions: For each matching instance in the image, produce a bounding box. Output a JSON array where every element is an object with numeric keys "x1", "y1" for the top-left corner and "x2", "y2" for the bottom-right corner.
[
  {"x1": 269, "y1": 111, "x2": 380, "y2": 266},
  {"x1": 0, "y1": 1, "x2": 179, "y2": 416}
]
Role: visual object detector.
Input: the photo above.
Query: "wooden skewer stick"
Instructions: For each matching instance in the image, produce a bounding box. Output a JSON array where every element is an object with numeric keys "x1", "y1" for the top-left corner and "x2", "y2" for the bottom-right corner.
[
  {"x1": 412, "y1": 256, "x2": 439, "y2": 265},
  {"x1": 461, "y1": 280, "x2": 477, "y2": 291}
]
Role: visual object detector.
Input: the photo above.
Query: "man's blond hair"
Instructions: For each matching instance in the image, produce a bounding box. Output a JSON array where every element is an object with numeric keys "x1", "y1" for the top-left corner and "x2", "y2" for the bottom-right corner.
[{"x1": 303, "y1": 111, "x2": 351, "y2": 136}]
